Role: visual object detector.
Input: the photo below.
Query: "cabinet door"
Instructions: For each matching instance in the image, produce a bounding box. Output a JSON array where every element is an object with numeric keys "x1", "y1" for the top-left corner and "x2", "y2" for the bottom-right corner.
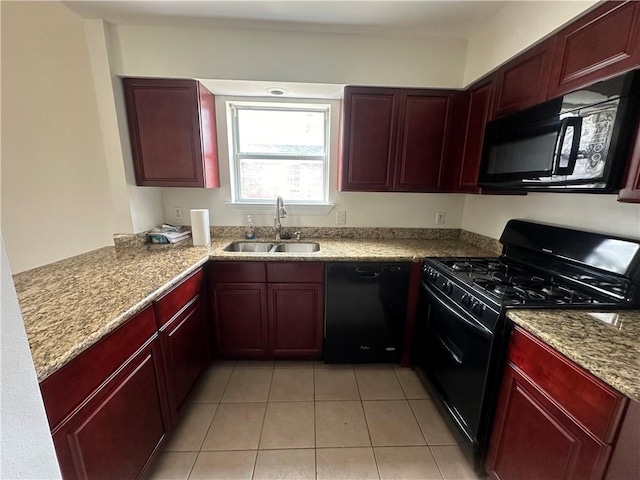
[
  {"x1": 339, "y1": 87, "x2": 400, "y2": 191},
  {"x1": 267, "y1": 284, "x2": 324, "y2": 359},
  {"x1": 618, "y1": 116, "x2": 640, "y2": 202},
  {"x1": 210, "y1": 283, "x2": 269, "y2": 358},
  {"x1": 455, "y1": 80, "x2": 494, "y2": 193},
  {"x1": 52, "y1": 339, "x2": 169, "y2": 480},
  {"x1": 123, "y1": 78, "x2": 219, "y2": 188},
  {"x1": 548, "y1": 1, "x2": 640, "y2": 97},
  {"x1": 493, "y1": 38, "x2": 555, "y2": 118},
  {"x1": 160, "y1": 299, "x2": 209, "y2": 421},
  {"x1": 486, "y1": 363, "x2": 611, "y2": 480},
  {"x1": 394, "y1": 92, "x2": 450, "y2": 192}
]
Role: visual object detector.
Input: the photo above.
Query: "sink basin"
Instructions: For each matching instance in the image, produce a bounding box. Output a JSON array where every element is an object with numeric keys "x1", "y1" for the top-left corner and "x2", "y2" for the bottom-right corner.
[
  {"x1": 222, "y1": 241, "x2": 320, "y2": 253},
  {"x1": 271, "y1": 242, "x2": 320, "y2": 253},
  {"x1": 222, "y1": 242, "x2": 274, "y2": 252}
]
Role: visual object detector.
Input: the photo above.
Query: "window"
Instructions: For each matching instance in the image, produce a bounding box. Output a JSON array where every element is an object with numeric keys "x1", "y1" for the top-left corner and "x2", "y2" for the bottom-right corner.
[{"x1": 229, "y1": 102, "x2": 330, "y2": 204}]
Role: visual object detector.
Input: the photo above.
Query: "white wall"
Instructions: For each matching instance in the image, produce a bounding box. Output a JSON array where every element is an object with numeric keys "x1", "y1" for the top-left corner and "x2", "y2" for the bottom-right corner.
[
  {"x1": 462, "y1": 194, "x2": 640, "y2": 240},
  {"x1": 0, "y1": 235, "x2": 61, "y2": 479},
  {"x1": 1, "y1": 1, "x2": 117, "y2": 273},
  {"x1": 160, "y1": 96, "x2": 466, "y2": 230},
  {"x1": 107, "y1": 24, "x2": 468, "y2": 230},
  {"x1": 3, "y1": 1, "x2": 636, "y2": 273},
  {"x1": 463, "y1": 0, "x2": 598, "y2": 86},
  {"x1": 83, "y1": 19, "x2": 164, "y2": 234},
  {"x1": 109, "y1": 23, "x2": 467, "y2": 88}
]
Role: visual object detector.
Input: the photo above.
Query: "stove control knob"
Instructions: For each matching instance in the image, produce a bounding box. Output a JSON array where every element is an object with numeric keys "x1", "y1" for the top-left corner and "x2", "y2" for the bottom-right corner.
[
  {"x1": 442, "y1": 281, "x2": 453, "y2": 294},
  {"x1": 429, "y1": 270, "x2": 439, "y2": 282},
  {"x1": 471, "y1": 301, "x2": 485, "y2": 316},
  {"x1": 461, "y1": 294, "x2": 472, "y2": 306}
]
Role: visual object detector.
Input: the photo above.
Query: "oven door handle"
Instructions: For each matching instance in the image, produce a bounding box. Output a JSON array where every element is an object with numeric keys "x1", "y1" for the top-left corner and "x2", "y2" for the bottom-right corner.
[
  {"x1": 435, "y1": 333, "x2": 464, "y2": 364},
  {"x1": 422, "y1": 281, "x2": 493, "y2": 340}
]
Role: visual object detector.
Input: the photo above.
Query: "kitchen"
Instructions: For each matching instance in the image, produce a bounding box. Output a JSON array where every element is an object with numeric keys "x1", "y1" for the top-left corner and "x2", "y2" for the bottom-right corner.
[{"x1": 2, "y1": 1, "x2": 640, "y2": 479}]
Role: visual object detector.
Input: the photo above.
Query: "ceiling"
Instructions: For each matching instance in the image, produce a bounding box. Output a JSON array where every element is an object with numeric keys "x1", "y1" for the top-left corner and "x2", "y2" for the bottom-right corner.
[{"x1": 65, "y1": 1, "x2": 506, "y2": 38}]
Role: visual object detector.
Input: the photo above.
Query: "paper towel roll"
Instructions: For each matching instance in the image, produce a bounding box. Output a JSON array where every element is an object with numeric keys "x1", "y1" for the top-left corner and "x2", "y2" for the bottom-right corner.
[{"x1": 190, "y1": 209, "x2": 211, "y2": 246}]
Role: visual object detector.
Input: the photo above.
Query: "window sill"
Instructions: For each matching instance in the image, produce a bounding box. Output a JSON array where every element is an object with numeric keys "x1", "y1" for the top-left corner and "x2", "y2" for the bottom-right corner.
[{"x1": 225, "y1": 202, "x2": 336, "y2": 216}]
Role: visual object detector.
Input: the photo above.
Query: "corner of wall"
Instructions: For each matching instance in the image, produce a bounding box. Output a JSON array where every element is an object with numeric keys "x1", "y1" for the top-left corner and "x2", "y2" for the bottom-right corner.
[
  {"x1": 83, "y1": 17, "x2": 164, "y2": 234},
  {"x1": 461, "y1": 0, "x2": 598, "y2": 86},
  {"x1": 0, "y1": 235, "x2": 62, "y2": 479}
]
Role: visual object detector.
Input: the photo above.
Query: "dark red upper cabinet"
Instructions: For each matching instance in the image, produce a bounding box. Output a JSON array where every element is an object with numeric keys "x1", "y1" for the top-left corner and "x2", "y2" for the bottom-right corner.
[
  {"x1": 453, "y1": 79, "x2": 495, "y2": 193},
  {"x1": 394, "y1": 91, "x2": 451, "y2": 192},
  {"x1": 339, "y1": 86, "x2": 456, "y2": 193},
  {"x1": 618, "y1": 115, "x2": 640, "y2": 202},
  {"x1": 123, "y1": 78, "x2": 220, "y2": 188},
  {"x1": 339, "y1": 87, "x2": 400, "y2": 191},
  {"x1": 548, "y1": 1, "x2": 640, "y2": 98},
  {"x1": 493, "y1": 37, "x2": 555, "y2": 118}
]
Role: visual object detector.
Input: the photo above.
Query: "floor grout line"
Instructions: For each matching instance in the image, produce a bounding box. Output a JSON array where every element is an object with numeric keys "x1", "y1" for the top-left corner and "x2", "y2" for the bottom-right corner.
[
  {"x1": 154, "y1": 362, "x2": 478, "y2": 480},
  {"x1": 185, "y1": 451, "x2": 199, "y2": 480}
]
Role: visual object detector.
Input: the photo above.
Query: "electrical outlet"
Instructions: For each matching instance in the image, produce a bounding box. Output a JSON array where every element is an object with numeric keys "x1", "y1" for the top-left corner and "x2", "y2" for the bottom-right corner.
[
  {"x1": 336, "y1": 210, "x2": 347, "y2": 225},
  {"x1": 173, "y1": 207, "x2": 183, "y2": 220},
  {"x1": 435, "y1": 211, "x2": 445, "y2": 225}
]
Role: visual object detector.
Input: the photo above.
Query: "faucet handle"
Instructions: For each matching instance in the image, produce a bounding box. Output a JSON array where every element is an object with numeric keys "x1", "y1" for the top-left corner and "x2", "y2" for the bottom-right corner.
[{"x1": 293, "y1": 230, "x2": 302, "y2": 240}]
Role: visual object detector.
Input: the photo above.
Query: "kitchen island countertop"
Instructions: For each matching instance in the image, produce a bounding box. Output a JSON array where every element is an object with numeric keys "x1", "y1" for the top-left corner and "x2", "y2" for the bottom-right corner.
[
  {"x1": 15, "y1": 236, "x2": 494, "y2": 382},
  {"x1": 507, "y1": 309, "x2": 640, "y2": 402}
]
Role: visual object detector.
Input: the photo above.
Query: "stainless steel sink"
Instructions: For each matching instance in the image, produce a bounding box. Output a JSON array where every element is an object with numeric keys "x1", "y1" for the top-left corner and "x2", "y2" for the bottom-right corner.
[
  {"x1": 222, "y1": 241, "x2": 320, "y2": 253},
  {"x1": 271, "y1": 242, "x2": 320, "y2": 253},
  {"x1": 222, "y1": 242, "x2": 274, "y2": 252}
]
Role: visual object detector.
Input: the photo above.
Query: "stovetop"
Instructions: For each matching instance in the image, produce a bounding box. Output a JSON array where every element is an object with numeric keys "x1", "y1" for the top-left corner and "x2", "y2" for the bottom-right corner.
[{"x1": 425, "y1": 257, "x2": 632, "y2": 309}]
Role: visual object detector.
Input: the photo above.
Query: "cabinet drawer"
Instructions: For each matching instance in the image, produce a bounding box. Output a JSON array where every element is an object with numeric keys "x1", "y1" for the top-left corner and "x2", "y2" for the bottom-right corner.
[
  {"x1": 155, "y1": 268, "x2": 203, "y2": 327},
  {"x1": 208, "y1": 261, "x2": 266, "y2": 283},
  {"x1": 508, "y1": 327, "x2": 626, "y2": 442},
  {"x1": 267, "y1": 262, "x2": 324, "y2": 283},
  {"x1": 40, "y1": 306, "x2": 158, "y2": 430}
]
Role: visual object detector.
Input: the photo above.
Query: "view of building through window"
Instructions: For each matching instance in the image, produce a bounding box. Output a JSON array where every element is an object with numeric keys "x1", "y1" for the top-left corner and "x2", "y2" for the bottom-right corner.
[{"x1": 230, "y1": 104, "x2": 330, "y2": 203}]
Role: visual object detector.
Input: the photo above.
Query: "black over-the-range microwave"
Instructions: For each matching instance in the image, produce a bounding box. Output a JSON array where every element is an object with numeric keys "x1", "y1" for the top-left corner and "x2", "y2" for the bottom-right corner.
[{"x1": 478, "y1": 70, "x2": 640, "y2": 192}]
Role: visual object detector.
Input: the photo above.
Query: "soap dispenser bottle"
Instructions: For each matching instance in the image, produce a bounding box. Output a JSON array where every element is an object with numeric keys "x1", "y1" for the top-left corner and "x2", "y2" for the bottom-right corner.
[{"x1": 245, "y1": 215, "x2": 255, "y2": 239}]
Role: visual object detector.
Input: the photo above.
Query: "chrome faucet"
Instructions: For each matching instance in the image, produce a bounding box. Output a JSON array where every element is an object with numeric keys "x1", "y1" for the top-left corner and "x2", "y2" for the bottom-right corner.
[{"x1": 274, "y1": 196, "x2": 287, "y2": 240}]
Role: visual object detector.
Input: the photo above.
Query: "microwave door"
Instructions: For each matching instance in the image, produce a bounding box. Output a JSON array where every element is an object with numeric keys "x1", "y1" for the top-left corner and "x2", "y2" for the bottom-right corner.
[
  {"x1": 525, "y1": 116, "x2": 582, "y2": 185},
  {"x1": 479, "y1": 120, "x2": 563, "y2": 184}
]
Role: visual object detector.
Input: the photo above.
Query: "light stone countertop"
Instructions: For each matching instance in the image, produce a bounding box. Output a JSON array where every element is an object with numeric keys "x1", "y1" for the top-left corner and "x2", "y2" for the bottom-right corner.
[
  {"x1": 507, "y1": 310, "x2": 640, "y2": 401},
  {"x1": 15, "y1": 236, "x2": 495, "y2": 382}
]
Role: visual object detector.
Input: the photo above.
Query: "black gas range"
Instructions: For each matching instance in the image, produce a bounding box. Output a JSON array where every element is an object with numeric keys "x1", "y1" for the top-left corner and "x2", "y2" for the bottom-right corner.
[{"x1": 414, "y1": 220, "x2": 640, "y2": 474}]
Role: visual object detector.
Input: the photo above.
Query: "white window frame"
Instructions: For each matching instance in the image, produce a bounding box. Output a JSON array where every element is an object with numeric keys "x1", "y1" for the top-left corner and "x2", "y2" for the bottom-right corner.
[{"x1": 227, "y1": 101, "x2": 331, "y2": 208}]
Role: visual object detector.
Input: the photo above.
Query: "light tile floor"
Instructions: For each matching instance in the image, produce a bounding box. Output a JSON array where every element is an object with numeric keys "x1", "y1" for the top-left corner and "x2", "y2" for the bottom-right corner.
[{"x1": 146, "y1": 361, "x2": 484, "y2": 480}]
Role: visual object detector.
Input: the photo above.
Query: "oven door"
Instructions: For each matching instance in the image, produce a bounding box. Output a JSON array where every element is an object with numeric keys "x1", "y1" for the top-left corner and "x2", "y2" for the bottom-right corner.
[{"x1": 417, "y1": 281, "x2": 494, "y2": 445}]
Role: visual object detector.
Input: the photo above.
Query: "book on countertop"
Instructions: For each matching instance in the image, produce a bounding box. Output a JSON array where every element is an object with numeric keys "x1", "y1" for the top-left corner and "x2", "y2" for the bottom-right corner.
[{"x1": 148, "y1": 224, "x2": 191, "y2": 244}]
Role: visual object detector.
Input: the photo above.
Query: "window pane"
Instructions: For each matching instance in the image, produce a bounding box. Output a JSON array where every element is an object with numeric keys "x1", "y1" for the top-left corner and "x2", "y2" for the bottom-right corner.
[
  {"x1": 237, "y1": 109, "x2": 326, "y2": 155},
  {"x1": 239, "y1": 159, "x2": 324, "y2": 201}
]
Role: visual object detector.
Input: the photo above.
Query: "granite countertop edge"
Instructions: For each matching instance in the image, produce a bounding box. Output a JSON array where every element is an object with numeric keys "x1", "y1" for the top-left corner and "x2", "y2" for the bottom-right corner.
[
  {"x1": 34, "y1": 258, "x2": 210, "y2": 381},
  {"x1": 19, "y1": 236, "x2": 495, "y2": 382},
  {"x1": 507, "y1": 310, "x2": 640, "y2": 402}
]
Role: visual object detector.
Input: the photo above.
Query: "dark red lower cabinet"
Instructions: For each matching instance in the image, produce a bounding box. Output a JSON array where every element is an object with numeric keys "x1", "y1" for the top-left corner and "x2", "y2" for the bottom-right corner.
[
  {"x1": 485, "y1": 362, "x2": 610, "y2": 480},
  {"x1": 159, "y1": 298, "x2": 209, "y2": 422},
  {"x1": 486, "y1": 326, "x2": 632, "y2": 480},
  {"x1": 268, "y1": 283, "x2": 324, "y2": 359},
  {"x1": 208, "y1": 262, "x2": 325, "y2": 360},
  {"x1": 210, "y1": 282, "x2": 270, "y2": 359},
  {"x1": 51, "y1": 338, "x2": 169, "y2": 480}
]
